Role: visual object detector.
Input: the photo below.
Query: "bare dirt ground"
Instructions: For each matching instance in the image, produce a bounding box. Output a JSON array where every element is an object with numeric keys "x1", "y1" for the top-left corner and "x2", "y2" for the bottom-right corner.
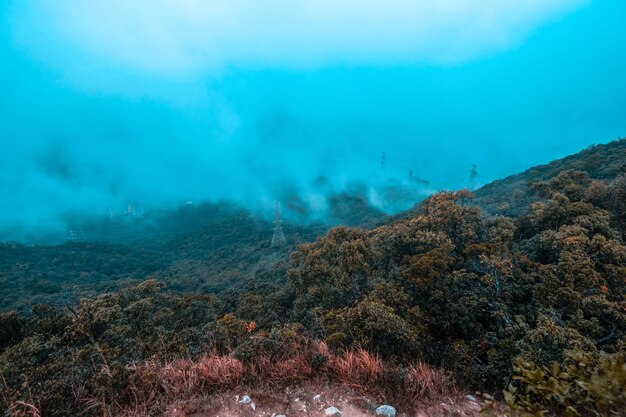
[{"x1": 152, "y1": 384, "x2": 495, "y2": 417}]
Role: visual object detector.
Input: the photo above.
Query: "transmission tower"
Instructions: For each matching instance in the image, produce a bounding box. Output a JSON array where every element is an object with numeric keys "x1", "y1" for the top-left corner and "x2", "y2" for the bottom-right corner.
[
  {"x1": 468, "y1": 164, "x2": 478, "y2": 191},
  {"x1": 271, "y1": 202, "x2": 286, "y2": 248},
  {"x1": 409, "y1": 169, "x2": 413, "y2": 184},
  {"x1": 126, "y1": 201, "x2": 135, "y2": 216},
  {"x1": 381, "y1": 152, "x2": 386, "y2": 171}
]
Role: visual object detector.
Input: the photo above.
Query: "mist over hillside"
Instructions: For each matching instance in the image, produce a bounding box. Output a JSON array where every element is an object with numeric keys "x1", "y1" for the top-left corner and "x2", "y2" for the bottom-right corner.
[
  {"x1": 2, "y1": 139, "x2": 625, "y2": 417},
  {"x1": 2, "y1": 139, "x2": 623, "y2": 311},
  {"x1": 2, "y1": 1, "x2": 626, "y2": 242},
  {"x1": 2, "y1": 1, "x2": 626, "y2": 416}
]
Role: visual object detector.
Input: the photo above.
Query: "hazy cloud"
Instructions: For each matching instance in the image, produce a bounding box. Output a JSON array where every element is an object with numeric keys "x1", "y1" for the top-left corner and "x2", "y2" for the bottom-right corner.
[
  {"x1": 13, "y1": 0, "x2": 588, "y2": 76},
  {"x1": 1, "y1": 0, "x2": 625, "y2": 241}
]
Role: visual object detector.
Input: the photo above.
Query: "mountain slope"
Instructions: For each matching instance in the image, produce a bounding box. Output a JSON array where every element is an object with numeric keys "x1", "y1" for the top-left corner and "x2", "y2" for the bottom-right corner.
[
  {"x1": 474, "y1": 138, "x2": 626, "y2": 215},
  {"x1": 1, "y1": 140, "x2": 625, "y2": 416}
]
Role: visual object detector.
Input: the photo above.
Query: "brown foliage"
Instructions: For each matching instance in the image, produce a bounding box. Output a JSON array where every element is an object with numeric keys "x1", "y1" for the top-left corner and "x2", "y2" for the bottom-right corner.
[{"x1": 121, "y1": 342, "x2": 453, "y2": 415}]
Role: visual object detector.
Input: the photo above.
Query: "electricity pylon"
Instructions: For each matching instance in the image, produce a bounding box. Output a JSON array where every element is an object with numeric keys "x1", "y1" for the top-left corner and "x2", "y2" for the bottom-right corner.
[
  {"x1": 271, "y1": 202, "x2": 286, "y2": 248},
  {"x1": 468, "y1": 164, "x2": 478, "y2": 191}
]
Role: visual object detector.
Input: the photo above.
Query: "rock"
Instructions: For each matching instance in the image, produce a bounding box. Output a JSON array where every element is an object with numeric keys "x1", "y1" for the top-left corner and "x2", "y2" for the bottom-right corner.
[
  {"x1": 466, "y1": 394, "x2": 477, "y2": 402},
  {"x1": 313, "y1": 394, "x2": 321, "y2": 401},
  {"x1": 376, "y1": 405, "x2": 397, "y2": 417},
  {"x1": 250, "y1": 402, "x2": 256, "y2": 411},
  {"x1": 325, "y1": 406, "x2": 342, "y2": 416},
  {"x1": 238, "y1": 395, "x2": 252, "y2": 404}
]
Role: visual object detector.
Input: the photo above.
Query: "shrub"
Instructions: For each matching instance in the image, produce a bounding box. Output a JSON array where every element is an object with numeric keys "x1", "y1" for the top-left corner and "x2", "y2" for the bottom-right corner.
[{"x1": 505, "y1": 350, "x2": 626, "y2": 417}]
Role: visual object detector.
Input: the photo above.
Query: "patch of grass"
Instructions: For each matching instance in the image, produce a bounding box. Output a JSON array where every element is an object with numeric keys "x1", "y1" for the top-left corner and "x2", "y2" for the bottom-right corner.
[{"x1": 118, "y1": 342, "x2": 454, "y2": 416}]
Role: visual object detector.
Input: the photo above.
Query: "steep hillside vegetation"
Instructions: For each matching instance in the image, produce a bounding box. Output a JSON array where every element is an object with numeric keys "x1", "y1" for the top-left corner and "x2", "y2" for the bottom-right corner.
[
  {"x1": 474, "y1": 138, "x2": 626, "y2": 216},
  {"x1": 1, "y1": 142, "x2": 625, "y2": 416},
  {"x1": 0, "y1": 203, "x2": 323, "y2": 313},
  {"x1": 0, "y1": 190, "x2": 388, "y2": 314}
]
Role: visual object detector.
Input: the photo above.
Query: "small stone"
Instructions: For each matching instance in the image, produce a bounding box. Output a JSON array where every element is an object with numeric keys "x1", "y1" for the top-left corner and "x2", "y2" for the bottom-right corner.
[
  {"x1": 250, "y1": 402, "x2": 256, "y2": 411},
  {"x1": 313, "y1": 394, "x2": 321, "y2": 401},
  {"x1": 375, "y1": 405, "x2": 396, "y2": 417},
  {"x1": 466, "y1": 394, "x2": 477, "y2": 402},
  {"x1": 325, "y1": 406, "x2": 342, "y2": 416},
  {"x1": 238, "y1": 395, "x2": 252, "y2": 404}
]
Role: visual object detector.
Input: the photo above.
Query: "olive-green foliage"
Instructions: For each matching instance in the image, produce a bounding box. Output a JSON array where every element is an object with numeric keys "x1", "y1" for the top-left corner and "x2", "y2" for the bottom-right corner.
[
  {"x1": 0, "y1": 241, "x2": 167, "y2": 313},
  {"x1": 505, "y1": 350, "x2": 626, "y2": 417},
  {"x1": 474, "y1": 138, "x2": 626, "y2": 216},
  {"x1": 287, "y1": 172, "x2": 626, "y2": 390},
  {"x1": 0, "y1": 274, "x2": 305, "y2": 416},
  {"x1": 1, "y1": 145, "x2": 626, "y2": 416},
  {"x1": 0, "y1": 281, "x2": 218, "y2": 416},
  {"x1": 0, "y1": 202, "x2": 321, "y2": 314}
]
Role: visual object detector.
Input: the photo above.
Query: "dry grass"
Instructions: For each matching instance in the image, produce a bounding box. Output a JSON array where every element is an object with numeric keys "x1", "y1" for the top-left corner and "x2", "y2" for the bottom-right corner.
[
  {"x1": 250, "y1": 354, "x2": 314, "y2": 386},
  {"x1": 1, "y1": 371, "x2": 42, "y2": 417},
  {"x1": 405, "y1": 361, "x2": 451, "y2": 402},
  {"x1": 117, "y1": 342, "x2": 455, "y2": 416},
  {"x1": 327, "y1": 346, "x2": 384, "y2": 387},
  {"x1": 128, "y1": 354, "x2": 245, "y2": 401}
]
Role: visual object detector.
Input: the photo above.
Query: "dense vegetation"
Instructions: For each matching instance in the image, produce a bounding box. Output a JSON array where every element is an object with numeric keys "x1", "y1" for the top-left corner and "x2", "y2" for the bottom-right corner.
[
  {"x1": 1, "y1": 140, "x2": 625, "y2": 416},
  {"x1": 0, "y1": 203, "x2": 324, "y2": 313},
  {"x1": 474, "y1": 139, "x2": 626, "y2": 216},
  {"x1": 0, "y1": 191, "x2": 387, "y2": 314}
]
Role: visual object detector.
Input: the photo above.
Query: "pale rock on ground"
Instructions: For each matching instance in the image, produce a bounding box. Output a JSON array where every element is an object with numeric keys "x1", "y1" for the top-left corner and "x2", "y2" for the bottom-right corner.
[
  {"x1": 149, "y1": 384, "x2": 500, "y2": 417},
  {"x1": 375, "y1": 405, "x2": 396, "y2": 417},
  {"x1": 324, "y1": 406, "x2": 342, "y2": 416}
]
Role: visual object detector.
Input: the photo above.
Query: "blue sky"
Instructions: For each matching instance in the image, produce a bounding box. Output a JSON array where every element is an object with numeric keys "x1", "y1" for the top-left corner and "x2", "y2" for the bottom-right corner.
[{"x1": 0, "y1": 0, "x2": 625, "y2": 237}]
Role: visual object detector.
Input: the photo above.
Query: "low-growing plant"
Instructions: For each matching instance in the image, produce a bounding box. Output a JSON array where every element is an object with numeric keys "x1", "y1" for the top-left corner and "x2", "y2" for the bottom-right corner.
[{"x1": 504, "y1": 350, "x2": 626, "y2": 417}]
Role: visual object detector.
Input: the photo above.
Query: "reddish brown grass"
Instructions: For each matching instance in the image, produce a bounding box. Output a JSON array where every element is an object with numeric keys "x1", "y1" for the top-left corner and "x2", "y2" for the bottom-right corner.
[
  {"x1": 327, "y1": 347, "x2": 384, "y2": 387},
  {"x1": 119, "y1": 343, "x2": 455, "y2": 416},
  {"x1": 130, "y1": 354, "x2": 245, "y2": 398},
  {"x1": 405, "y1": 360, "x2": 451, "y2": 401}
]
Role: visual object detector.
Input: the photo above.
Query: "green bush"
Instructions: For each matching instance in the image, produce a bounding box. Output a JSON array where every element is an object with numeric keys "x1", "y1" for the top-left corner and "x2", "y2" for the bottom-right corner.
[{"x1": 505, "y1": 350, "x2": 626, "y2": 417}]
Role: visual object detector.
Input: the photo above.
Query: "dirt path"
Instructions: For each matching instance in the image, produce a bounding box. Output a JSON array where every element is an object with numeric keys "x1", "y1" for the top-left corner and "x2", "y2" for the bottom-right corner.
[{"x1": 150, "y1": 384, "x2": 492, "y2": 417}]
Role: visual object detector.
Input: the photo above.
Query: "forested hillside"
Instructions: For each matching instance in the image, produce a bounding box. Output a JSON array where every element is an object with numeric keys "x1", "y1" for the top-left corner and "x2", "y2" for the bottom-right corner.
[
  {"x1": 474, "y1": 138, "x2": 626, "y2": 216},
  {"x1": 0, "y1": 203, "x2": 327, "y2": 313},
  {"x1": 1, "y1": 141, "x2": 625, "y2": 416}
]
